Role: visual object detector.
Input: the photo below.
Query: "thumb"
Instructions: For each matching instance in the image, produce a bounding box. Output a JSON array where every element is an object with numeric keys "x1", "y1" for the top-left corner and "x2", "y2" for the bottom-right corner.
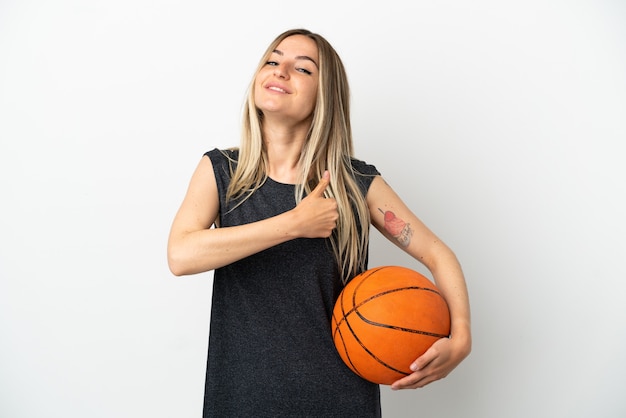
[{"x1": 310, "y1": 170, "x2": 330, "y2": 197}]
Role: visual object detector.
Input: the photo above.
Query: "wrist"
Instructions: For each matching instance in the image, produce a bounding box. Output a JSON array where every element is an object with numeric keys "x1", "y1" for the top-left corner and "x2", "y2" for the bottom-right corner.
[
  {"x1": 280, "y1": 209, "x2": 301, "y2": 239},
  {"x1": 449, "y1": 322, "x2": 472, "y2": 357}
]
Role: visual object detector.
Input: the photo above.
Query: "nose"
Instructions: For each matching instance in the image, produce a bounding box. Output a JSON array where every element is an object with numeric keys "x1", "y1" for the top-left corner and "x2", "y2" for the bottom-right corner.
[{"x1": 273, "y1": 64, "x2": 289, "y2": 80}]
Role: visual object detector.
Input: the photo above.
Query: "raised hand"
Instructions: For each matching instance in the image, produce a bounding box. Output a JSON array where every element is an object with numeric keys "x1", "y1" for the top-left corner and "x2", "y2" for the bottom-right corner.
[{"x1": 291, "y1": 171, "x2": 339, "y2": 238}]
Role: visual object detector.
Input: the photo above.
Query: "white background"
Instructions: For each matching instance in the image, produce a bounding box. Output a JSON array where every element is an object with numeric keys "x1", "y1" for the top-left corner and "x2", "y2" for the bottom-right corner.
[{"x1": 1, "y1": 0, "x2": 625, "y2": 417}]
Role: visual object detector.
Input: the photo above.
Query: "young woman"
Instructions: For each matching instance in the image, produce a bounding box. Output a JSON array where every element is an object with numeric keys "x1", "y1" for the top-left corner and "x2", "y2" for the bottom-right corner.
[{"x1": 168, "y1": 28, "x2": 471, "y2": 417}]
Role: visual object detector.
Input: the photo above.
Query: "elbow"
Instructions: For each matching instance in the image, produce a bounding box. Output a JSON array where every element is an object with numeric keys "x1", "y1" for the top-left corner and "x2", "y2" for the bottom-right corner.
[
  {"x1": 168, "y1": 258, "x2": 185, "y2": 277},
  {"x1": 167, "y1": 247, "x2": 214, "y2": 276},
  {"x1": 169, "y1": 265, "x2": 186, "y2": 277},
  {"x1": 167, "y1": 247, "x2": 190, "y2": 277}
]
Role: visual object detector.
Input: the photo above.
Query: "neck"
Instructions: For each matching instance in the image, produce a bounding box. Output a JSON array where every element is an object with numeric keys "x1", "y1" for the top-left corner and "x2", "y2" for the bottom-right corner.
[{"x1": 262, "y1": 119, "x2": 310, "y2": 184}]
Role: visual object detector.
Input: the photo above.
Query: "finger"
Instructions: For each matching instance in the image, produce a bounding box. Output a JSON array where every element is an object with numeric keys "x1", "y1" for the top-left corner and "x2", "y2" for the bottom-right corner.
[
  {"x1": 410, "y1": 342, "x2": 440, "y2": 372},
  {"x1": 390, "y1": 372, "x2": 435, "y2": 390},
  {"x1": 390, "y1": 369, "x2": 427, "y2": 390},
  {"x1": 310, "y1": 170, "x2": 330, "y2": 197}
]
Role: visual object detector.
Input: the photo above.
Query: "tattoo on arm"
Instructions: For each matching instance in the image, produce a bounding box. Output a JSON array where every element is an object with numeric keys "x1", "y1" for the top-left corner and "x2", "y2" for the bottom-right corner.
[{"x1": 378, "y1": 208, "x2": 413, "y2": 247}]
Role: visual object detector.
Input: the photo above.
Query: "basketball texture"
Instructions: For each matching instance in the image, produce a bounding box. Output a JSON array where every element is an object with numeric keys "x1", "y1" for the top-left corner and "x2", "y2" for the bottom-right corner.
[{"x1": 331, "y1": 265, "x2": 451, "y2": 385}]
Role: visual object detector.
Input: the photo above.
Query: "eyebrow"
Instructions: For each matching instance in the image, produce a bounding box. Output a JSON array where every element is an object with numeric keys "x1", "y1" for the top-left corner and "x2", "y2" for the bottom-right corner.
[{"x1": 272, "y1": 49, "x2": 319, "y2": 68}]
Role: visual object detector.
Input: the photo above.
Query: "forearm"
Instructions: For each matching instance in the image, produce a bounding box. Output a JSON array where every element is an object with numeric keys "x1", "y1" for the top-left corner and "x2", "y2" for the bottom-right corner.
[
  {"x1": 429, "y1": 247, "x2": 472, "y2": 349},
  {"x1": 168, "y1": 211, "x2": 299, "y2": 276}
]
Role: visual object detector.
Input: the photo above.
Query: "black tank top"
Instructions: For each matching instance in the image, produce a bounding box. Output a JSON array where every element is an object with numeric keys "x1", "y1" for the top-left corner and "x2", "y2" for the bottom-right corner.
[{"x1": 203, "y1": 148, "x2": 381, "y2": 417}]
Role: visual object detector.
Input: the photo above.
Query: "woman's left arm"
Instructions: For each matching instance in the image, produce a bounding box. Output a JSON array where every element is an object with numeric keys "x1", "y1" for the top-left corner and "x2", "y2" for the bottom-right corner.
[{"x1": 366, "y1": 176, "x2": 472, "y2": 390}]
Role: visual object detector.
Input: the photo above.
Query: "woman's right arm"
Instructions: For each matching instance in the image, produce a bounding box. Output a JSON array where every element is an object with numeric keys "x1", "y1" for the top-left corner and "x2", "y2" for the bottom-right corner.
[{"x1": 167, "y1": 156, "x2": 337, "y2": 276}]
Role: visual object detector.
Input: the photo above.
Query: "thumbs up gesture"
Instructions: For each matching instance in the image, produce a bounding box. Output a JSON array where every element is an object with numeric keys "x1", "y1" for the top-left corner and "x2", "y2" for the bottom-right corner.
[{"x1": 291, "y1": 171, "x2": 339, "y2": 238}]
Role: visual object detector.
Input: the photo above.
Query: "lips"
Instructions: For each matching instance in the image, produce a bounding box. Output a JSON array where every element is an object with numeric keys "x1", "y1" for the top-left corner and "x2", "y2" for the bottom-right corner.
[{"x1": 265, "y1": 82, "x2": 290, "y2": 94}]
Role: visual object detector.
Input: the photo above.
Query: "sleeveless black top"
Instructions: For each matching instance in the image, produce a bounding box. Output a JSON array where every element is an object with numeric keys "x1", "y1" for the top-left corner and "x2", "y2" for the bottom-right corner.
[{"x1": 203, "y1": 148, "x2": 381, "y2": 417}]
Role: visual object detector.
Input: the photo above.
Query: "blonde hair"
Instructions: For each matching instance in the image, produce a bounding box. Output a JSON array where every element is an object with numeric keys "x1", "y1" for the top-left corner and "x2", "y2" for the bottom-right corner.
[{"x1": 226, "y1": 28, "x2": 371, "y2": 283}]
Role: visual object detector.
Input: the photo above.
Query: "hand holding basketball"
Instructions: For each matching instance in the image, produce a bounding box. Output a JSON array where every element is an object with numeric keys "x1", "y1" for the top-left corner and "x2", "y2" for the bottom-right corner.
[
  {"x1": 292, "y1": 171, "x2": 338, "y2": 238},
  {"x1": 390, "y1": 332, "x2": 470, "y2": 390}
]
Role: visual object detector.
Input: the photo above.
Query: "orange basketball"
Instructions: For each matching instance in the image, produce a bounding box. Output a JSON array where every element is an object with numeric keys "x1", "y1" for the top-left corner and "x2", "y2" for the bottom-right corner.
[{"x1": 331, "y1": 265, "x2": 451, "y2": 385}]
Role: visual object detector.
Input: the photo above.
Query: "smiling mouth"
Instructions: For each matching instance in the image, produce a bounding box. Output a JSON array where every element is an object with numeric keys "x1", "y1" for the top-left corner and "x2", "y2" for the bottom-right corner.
[{"x1": 268, "y1": 86, "x2": 287, "y2": 93}]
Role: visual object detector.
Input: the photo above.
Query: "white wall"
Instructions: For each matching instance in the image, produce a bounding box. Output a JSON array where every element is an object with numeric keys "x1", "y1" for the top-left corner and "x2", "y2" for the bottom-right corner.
[{"x1": 1, "y1": 1, "x2": 625, "y2": 417}]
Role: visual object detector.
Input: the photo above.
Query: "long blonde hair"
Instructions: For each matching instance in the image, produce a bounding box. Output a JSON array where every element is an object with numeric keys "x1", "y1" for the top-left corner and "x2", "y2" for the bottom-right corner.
[{"x1": 226, "y1": 28, "x2": 371, "y2": 284}]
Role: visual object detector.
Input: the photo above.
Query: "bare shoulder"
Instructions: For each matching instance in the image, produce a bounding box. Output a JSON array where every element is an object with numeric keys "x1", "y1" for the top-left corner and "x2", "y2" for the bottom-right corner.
[
  {"x1": 366, "y1": 175, "x2": 401, "y2": 205},
  {"x1": 172, "y1": 155, "x2": 220, "y2": 232},
  {"x1": 191, "y1": 154, "x2": 217, "y2": 187}
]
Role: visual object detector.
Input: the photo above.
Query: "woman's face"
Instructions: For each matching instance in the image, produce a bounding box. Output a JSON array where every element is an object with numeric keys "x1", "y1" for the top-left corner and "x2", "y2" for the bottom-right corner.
[{"x1": 254, "y1": 35, "x2": 319, "y2": 125}]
